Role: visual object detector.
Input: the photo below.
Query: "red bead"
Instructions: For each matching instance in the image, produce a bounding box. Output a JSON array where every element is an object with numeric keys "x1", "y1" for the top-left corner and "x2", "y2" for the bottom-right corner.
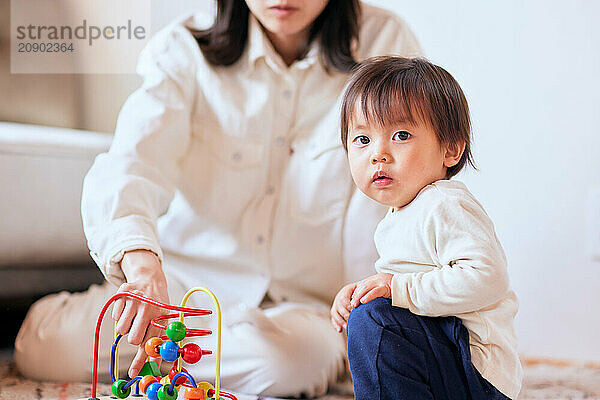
[
  {"x1": 168, "y1": 365, "x2": 189, "y2": 385},
  {"x1": 145, "y1": 337, "x2": 164, "y2": 358},
  {"x1": 182, "y1": 343, "x2": 202, "y2": 364}
]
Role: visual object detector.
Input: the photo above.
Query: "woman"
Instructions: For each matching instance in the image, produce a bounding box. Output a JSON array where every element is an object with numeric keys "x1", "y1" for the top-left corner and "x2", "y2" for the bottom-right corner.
[{"x1": 15, "y1": 0, "x2": 421, "y2": 396}]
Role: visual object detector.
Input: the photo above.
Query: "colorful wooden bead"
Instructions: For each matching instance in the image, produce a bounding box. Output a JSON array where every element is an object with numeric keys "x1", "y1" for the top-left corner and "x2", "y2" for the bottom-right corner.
[
  {"x1": 146, "y1": 382, "x2": 163, "y2": 400},
  {"x1": 145, "y1": 337, "x2": 164, "y2": 358},
  {"x1": 157, "y1": 384, "x2": 178, "y2": 400},
  {"x1": 195, "y1": 381, "x2": 214, "y2": 394},
  {"x1": 169, "y1": 366, "x2": 189, "y2": 385},
  {"x1": 139, "y1": 375, "x2": 160, "y2": 394},
  {"x1": 111, "y1": 379, "x2": 131, "y2": 399},
  {"x1": 166, "y1": 321, "x2": 187, "y2": 342},
  {"x1": 184, "y1": 387, "x2": 206, "y2": 399},
  {"x1": 181, "y1": 343, "x2": 201, "y2": 364},
  {"x1": 160, "y1": 340, "x2": 180, "y2": 362}
]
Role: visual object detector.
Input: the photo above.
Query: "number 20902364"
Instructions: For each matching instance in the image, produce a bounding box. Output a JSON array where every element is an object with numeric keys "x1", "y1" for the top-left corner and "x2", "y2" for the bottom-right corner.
[{"x1": 17, "y1": 42, "x2": 74, "y2": 52}]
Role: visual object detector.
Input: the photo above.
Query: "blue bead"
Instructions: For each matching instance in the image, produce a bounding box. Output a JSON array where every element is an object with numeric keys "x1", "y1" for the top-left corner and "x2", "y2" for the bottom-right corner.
[
  {"x1": 160, "y1": 340, "x2": 180, "y2": 362},
  {"x1": 147, "y1": 382, "x2": 163, "y2": 400}
]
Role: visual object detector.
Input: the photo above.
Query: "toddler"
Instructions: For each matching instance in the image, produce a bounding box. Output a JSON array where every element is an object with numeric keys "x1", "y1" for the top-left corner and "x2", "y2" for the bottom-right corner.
[{"x1": 331, "y1": 57, "x2": 522, "y2": 399}]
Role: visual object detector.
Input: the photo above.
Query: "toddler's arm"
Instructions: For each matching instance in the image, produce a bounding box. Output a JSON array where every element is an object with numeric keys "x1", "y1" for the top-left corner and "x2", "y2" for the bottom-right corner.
[{"x1": 388, "y1": 195, "x2": 510, "y2": 317}]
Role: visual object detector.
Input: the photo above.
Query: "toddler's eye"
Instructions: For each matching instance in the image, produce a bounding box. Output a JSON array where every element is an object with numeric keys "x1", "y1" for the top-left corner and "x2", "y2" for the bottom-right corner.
[
  {"x1": 353, "y1": 135, "x2": 370, "y2": 146},
  {"x1": 392, "y1": 131, "x2": 411, "y2": 141}
]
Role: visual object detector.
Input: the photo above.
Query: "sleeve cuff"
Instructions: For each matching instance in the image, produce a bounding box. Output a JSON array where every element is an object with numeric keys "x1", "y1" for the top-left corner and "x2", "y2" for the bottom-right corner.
[
  {"x1": 391, "y1": 273, "x2": 411, "y2": 309},
  {"x1": 87, "y1": 216, "x2": 163, "y2": 287}
]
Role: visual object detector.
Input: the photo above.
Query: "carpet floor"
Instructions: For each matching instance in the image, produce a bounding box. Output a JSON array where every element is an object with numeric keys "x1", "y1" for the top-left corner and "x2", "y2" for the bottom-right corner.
[{"x1": 0, "y1": 358, "x2": 599, "y2": 399}]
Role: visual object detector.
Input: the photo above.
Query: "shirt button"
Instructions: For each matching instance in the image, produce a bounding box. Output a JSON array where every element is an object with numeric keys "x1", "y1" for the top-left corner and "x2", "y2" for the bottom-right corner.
[
  {"x1": 266, "y1": 186, "x2": 275, "y2": 195},
  {"x1": 275, "y1": 136, "x2": 285, "y2": 146},
  {"x1": 232, "y1": 152, "x2": 242, "y2": 162},
  {"x1": 283, "y1": 89, "x2": 292, "y2": 98},
  {"x1": 257, "y1": 235, "x2": 264, "y2": 244}
]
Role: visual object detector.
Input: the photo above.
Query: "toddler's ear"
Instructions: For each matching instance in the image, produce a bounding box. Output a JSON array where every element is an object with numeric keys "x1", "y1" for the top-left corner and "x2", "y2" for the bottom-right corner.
[{"x1": 443, "y1": 141, "x2": 465, "y2": 168}]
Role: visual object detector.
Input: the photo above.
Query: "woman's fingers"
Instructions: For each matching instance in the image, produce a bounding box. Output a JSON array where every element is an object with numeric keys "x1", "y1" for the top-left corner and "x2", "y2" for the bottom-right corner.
[
  {"x1": 128, "y1": 320, "x2": 163, "y2": 377},
  {"x1": 128, "y1": 306, "x2": 148, "y2": 345},
  {"x1": 115, "y1": 298, "x2": 137, "y2": 335},
  {"x1": 112, "y1": 283, "x2": 131, "y2": 321},
  {"x1": 128, "y1": 301, "x2": 163, "y2": 345},
  {"x1": 112, "y1": 297, "x2": 125, "y2": 321},
  {"x1": 128, "y1": 345, "x2": 149, "y2": 378}
]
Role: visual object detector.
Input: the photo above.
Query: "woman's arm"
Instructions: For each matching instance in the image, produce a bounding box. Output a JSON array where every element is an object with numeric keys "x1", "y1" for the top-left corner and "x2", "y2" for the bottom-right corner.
[
  {"x1": 82, "y1": 25, "x2": 197, "y2": 286},
  {"x1": 81, "y1": 25, "x2": 199, "y2": 377}
]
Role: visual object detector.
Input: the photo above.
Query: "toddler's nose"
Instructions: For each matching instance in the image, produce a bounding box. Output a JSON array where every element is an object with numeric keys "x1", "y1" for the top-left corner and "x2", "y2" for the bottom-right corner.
[{"x1": 371, "y1": 153, "x2": 391, "y2": 164}]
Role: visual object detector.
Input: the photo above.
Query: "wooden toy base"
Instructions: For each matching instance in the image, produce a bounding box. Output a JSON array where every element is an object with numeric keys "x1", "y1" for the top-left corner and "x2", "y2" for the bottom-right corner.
[
  {"x1": 79, "y1": 397, "x2": 223, "y2": 400},
  {"x1": 79, "y1": 397, "x2": 149, "y2": 399}
]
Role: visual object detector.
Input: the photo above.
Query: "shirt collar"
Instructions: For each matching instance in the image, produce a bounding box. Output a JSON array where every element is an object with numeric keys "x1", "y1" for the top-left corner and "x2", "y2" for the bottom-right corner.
[{"x1": 246, "y1": 15, "x2": 319, "y2": 74}]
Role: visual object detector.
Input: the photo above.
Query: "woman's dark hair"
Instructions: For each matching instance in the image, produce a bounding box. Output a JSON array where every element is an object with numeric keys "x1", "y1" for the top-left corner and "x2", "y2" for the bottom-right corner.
[
  {"x1": 341, "y1": 56, "x2": 475, "y2": 179},
  {"x1": 190, "y1": 0, "x2": 361, "y2": 73}
]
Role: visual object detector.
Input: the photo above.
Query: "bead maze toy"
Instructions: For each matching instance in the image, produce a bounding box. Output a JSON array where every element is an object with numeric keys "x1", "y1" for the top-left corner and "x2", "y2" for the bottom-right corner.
[{"x1": 83, "y1": 287, "x2": 238, "y2": 400}]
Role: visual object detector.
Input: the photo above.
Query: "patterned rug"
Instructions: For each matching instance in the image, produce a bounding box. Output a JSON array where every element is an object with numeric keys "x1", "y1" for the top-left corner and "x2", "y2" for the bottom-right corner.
[{"x1": 0, "y1": 359, "x2": 599, "y2": 399}]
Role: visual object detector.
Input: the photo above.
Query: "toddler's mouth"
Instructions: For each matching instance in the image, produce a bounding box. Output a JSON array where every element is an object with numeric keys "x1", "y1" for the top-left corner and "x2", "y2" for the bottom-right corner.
[{"x1": 372, "y1": 171, "x2": 393, "y2": 186}]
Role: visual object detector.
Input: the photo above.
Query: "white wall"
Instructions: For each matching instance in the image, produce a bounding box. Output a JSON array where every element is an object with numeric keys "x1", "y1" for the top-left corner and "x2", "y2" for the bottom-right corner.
[
  {"x1": 364, "y1": 0, "x2": 600, "y2": 362},
  {"x1": 76, "y1": 1, "x2": 214, "y2": 133}
]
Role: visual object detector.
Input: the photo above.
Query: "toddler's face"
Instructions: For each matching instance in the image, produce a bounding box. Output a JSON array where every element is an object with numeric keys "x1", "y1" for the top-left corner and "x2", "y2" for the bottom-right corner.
[{"x1": 346, "y1": 110, "x2": 452, "y2": 209}]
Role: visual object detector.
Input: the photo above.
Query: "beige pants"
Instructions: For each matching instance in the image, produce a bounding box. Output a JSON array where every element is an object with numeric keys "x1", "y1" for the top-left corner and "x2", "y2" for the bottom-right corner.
[{"x1": 14, "y1": 282, "x2": 346, "y2": 397}]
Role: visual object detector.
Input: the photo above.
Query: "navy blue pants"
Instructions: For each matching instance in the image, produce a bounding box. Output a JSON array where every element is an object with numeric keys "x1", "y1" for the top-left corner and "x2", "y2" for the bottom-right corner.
[{"x1": 347, "y1": 298, "x2": 510, "y2": 400}]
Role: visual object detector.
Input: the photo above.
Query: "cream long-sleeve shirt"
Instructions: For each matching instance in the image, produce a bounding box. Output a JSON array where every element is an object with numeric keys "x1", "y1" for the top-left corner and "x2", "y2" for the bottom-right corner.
[
  {"x1": 81, "y1": 4, "x2": 421, "y2": 311},
  {"x1": 374, "y1": 180, "x2": 523, "y2": 399}
]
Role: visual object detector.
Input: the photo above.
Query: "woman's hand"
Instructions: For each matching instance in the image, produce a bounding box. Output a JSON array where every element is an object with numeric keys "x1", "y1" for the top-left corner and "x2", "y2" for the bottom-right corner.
[
  {"x1": 350, "y1": 273, "x2": 393, "y2": 308},
  {"x1": 330, "y1": 282, "x2": 356, "y2": 333},
  {"x1": 112, "y1": 249, "x2": 170, "y2": 378}
]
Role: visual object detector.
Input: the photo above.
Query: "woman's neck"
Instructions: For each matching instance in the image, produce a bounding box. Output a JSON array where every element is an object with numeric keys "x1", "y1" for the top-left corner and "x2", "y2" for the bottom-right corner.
[{"x1": 264, "y1": 28, "x2": 310, "y2": 67}]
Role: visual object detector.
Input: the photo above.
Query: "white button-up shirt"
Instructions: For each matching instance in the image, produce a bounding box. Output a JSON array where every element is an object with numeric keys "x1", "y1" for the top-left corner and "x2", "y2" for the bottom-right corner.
[{"x1": 82, "y1": 4, "x2": 422, "y2": 310}]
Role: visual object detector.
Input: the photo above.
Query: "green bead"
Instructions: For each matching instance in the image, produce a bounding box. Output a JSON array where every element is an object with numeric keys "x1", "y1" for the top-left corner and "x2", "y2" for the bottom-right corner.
[
  {"x1": 166, "y1": 321, "x2": 186, "y2": 342},
  {"x1": 111, "y1": 379, "x2": 131, "y2": 399},
  {"x1": 157, "y1": 384, "x2": 178, "y2": 400},
  {"x1": 139, "y1": 360, "x2": 162, "y2": 377}
]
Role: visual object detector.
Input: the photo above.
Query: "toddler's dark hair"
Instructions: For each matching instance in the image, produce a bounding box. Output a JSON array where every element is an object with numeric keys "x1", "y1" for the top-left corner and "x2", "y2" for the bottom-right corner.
[{"x1": 340, "y1": 56, "x2": 475, "y2": 179}]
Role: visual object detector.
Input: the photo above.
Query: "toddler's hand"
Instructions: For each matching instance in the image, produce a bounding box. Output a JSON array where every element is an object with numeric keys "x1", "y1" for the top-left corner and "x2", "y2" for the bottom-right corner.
[
  {"x1": 350, "y1": 273, "x2": 393, "y2": 308},
  {"x1": 330, "y1": 282, "x2": 356, "y2": 333}
]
